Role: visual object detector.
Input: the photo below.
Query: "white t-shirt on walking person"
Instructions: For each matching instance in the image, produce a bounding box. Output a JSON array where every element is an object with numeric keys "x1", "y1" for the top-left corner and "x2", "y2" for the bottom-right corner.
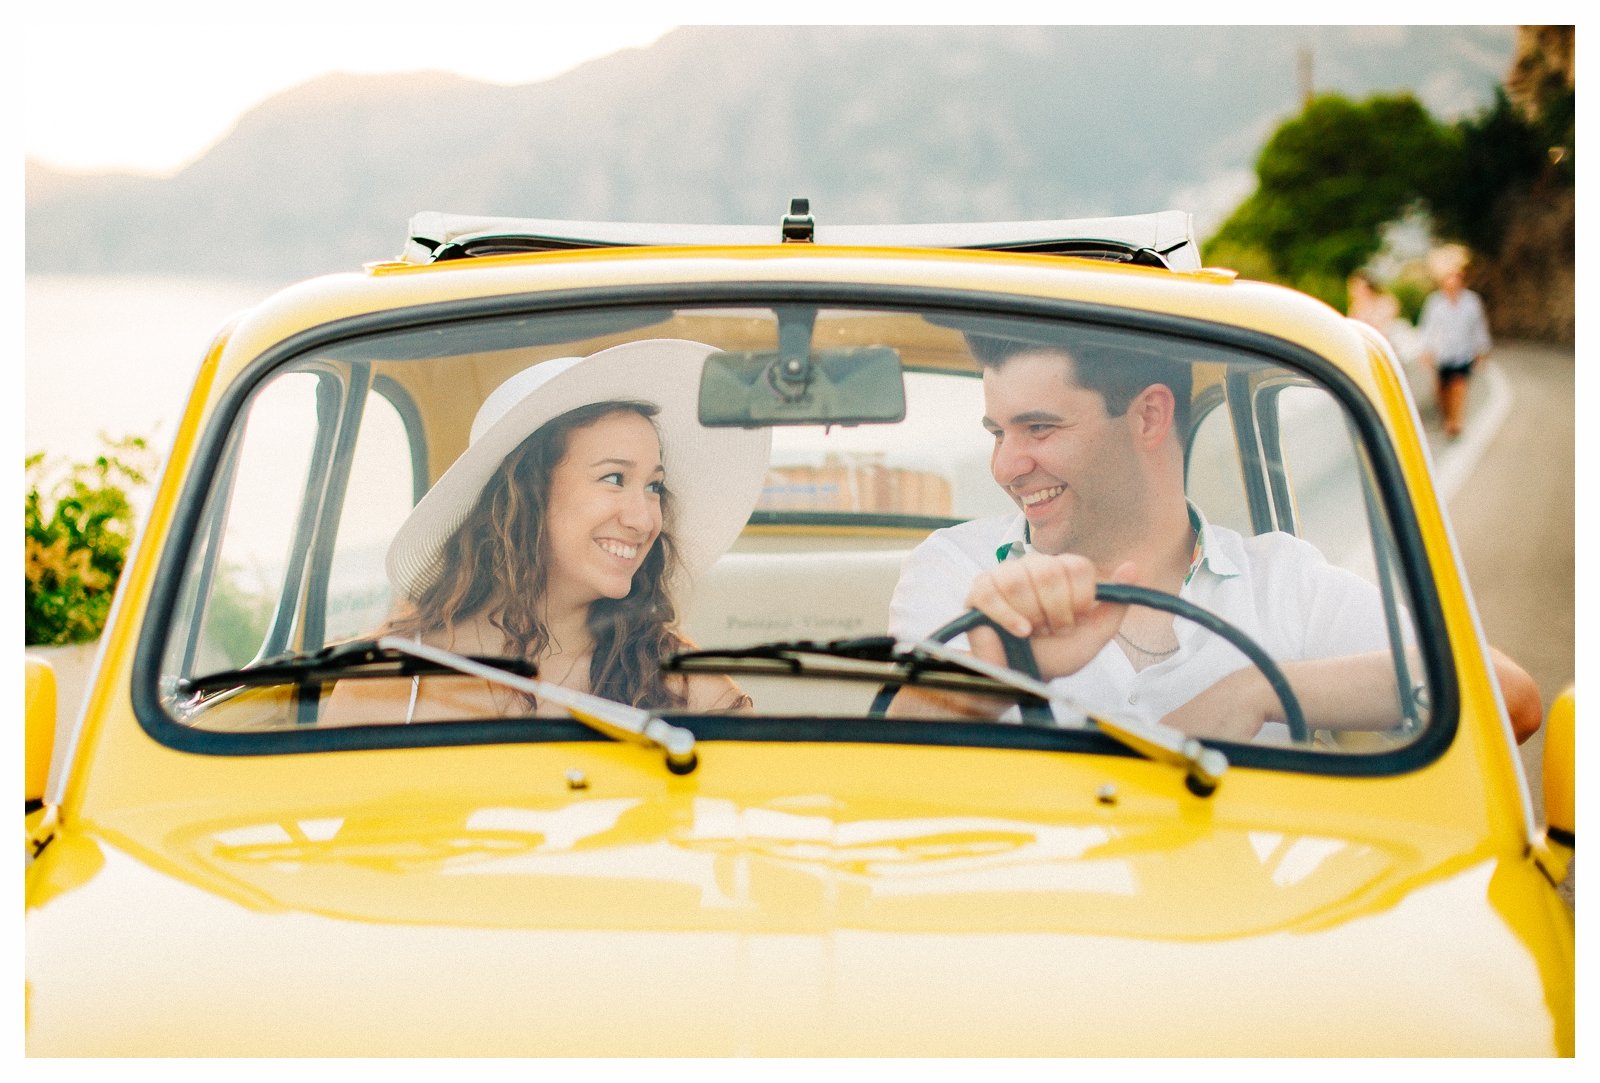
[
  {"x1": 887, "y1": 507, "x2": 1401, "y2": 744},
  {"x1": 1418, "y1": 289, "x2": 1492, "y2": 370}
]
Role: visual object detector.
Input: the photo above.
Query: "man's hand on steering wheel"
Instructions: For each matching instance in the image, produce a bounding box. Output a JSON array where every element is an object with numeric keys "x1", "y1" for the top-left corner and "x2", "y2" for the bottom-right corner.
[{"x1": 963, "y1": 552, "x2": 1138, "y2": 680}]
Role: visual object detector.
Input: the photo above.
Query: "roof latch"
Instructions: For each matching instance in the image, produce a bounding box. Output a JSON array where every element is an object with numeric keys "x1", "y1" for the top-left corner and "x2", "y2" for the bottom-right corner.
[{"x1": 781, "y1": 198, "x2": 815, "y2": 243}]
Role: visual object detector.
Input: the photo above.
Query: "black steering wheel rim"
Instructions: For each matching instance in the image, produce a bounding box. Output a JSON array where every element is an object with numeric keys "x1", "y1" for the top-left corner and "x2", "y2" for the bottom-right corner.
[
  {"x1": 866, "y1": 608, "x2": 1054, "y2": 723},
  {"x1": 1093, "y1": 583, "x2": 1307, "y2": 742},
  {"x1": 922, "y1": 608, "x2": 1055, "y2": 724},
  {"x1": 870, "y1": 582, "x2": 1308, "y2": 742}
]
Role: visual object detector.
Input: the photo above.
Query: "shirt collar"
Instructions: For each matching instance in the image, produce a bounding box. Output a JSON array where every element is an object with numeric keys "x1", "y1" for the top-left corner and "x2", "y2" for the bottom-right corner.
[
  {"x1": 995, "y1": 503, "x2": 1240, "y2": 582},
  {"x1": 1188, "y1": 502, "x2": 1241, "y2": 582},
  {"x1": 995, "y1": 513, "x2": 1029, "y2": 563}
]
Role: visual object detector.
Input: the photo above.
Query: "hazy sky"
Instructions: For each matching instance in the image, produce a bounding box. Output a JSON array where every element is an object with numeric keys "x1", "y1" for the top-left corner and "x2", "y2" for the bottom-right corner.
[
  {"x1": 25, "y1": 4, "x2": 1547, "y2": 175},
  {"x1": 23, "y1": 10, "x2": 678, "y2": 175},
  {"x1": 18, "y1": 1, "x2": 997, "y2": 175}
]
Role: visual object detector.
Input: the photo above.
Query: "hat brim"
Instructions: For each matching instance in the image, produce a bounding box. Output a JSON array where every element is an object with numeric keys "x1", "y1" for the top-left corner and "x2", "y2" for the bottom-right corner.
[{"x1": 386, "y1": 338, "x2": 772, "y2": 600}]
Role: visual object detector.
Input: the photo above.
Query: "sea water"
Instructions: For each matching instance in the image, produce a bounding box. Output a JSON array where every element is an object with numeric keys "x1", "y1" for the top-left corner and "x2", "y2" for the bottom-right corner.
[{"x1": 25, "y1": 274, "x2": 285, "y2": 468}]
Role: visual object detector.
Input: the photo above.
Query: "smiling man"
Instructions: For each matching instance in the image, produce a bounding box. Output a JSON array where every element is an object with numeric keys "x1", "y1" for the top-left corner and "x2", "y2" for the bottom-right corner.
[{"x1": 886, "y1": 331, "x2": 1541, "y2": 744}]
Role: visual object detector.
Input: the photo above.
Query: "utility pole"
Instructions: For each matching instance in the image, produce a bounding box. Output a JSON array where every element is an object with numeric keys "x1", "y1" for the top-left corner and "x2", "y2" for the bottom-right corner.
[{"x1": 1298, "y1": 45, "x2": 1314, "y2": 108}]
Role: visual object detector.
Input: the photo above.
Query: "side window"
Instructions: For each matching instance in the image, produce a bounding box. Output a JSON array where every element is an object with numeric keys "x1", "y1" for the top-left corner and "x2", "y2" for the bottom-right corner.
[
  {"x1": 322, "y1": 382, "x2": 426, "y2": 642},
  {"x1": 1184, "y1": 391, "x2": 1252, "y2": 537},
  {"x1": 164, "y1": 366, "x2": 427, "y2": 678},
  {"x1": 1265, "y1": 384, "x2": 1377, "y2": 582},
  {"x1": 168, "y1": 371, "x2": 322, "y2": 676},
  {"x1": 1264, "y1": 381, "x2": 1429, "y2": 736}
]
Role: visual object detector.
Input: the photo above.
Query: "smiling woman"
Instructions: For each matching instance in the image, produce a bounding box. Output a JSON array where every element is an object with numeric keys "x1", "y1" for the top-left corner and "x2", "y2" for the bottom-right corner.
[{"x1": 321, "y1": 339, "x2": 768, "y2": 725}]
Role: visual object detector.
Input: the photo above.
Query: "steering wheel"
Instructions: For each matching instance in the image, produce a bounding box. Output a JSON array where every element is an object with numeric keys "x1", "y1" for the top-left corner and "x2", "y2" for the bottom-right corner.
[{"x1": 870, "y1": 582, "x2": 1308, "y2": 743}]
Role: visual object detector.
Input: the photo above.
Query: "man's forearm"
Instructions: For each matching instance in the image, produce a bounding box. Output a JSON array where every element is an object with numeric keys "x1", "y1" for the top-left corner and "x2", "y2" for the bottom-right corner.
[
  {"x1": 1164, "y1": 651, "x2": 1409, "y2": 742},
  {"x1": 1262, "y1": 652, "x2": 1406, "y2": 731},
  {"x1": 1268, "y1": 650, "x2": 1540, "y2": 743},
  {"x1": 1488, "y1": 647, "x2": 1542, "y2": 744}
]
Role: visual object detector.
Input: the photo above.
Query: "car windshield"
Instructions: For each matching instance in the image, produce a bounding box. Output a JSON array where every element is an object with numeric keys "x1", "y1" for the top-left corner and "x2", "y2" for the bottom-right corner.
[{"x1": 152, "y1": 298, "x2": 1434, "y2": 764}]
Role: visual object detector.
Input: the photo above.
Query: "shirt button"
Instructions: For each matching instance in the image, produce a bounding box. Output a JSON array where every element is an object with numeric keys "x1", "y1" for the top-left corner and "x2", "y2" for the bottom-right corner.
[{"x1": 1128, "y1": 692, "x2": 1139, "y2": 705}]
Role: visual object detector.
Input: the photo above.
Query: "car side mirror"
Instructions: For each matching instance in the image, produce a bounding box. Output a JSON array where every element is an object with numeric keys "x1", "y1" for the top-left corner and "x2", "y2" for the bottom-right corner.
[
  {"x1": 26, "y1": 656, "x2": 58, "y2": 808},
  {"x1": 1543, "y1": 686, "x2": 1574, "y2": 843}
]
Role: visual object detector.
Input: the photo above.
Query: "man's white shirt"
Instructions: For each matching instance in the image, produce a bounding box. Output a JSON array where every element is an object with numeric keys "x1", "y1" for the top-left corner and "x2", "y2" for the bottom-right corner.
[{"x1": 888, "y1": 510, "x2": 1400, "y2": 743}]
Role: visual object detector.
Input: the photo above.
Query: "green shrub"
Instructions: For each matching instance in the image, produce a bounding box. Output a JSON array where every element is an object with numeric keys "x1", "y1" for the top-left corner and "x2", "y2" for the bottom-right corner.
[
  {"x1": 25, "y1": 436, "x2": 155, "y2": 646},
  {"x1": 1388, "y1": 274, "x2": 1432, "y2": 326}
]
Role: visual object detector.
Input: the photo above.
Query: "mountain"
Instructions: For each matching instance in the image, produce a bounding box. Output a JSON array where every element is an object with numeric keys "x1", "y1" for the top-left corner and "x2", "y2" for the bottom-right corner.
[{"x1": 25, "y1": 25, "x2": 1517, "y2": 283}]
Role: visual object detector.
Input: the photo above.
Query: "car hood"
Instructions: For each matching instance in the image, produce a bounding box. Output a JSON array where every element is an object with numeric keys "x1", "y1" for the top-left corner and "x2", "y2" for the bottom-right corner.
[{"x1": 27, "y1": 768, "x2": 1568, "y2": 1056}]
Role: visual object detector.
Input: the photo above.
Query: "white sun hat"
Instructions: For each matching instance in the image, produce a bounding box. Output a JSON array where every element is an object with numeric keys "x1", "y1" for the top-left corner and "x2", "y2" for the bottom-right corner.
[{"x1": 385, "y1": 338, "x2": 772, "y2": 599}]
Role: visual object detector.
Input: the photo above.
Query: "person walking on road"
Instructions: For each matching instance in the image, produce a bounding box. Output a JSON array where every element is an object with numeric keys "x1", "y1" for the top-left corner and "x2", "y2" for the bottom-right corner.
[
  {"x1": 1418, "y1": 245, "x2": 1492, "y2": 439},
  {"x1": 1348, "y1": 270, "x2": 1401, "y2": 332}
]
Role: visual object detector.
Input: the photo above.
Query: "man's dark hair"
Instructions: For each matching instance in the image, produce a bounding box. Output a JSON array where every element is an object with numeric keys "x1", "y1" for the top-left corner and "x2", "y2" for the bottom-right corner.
[{"x1": 966, "y1": 330, "x2": 1193, "y2": 435}]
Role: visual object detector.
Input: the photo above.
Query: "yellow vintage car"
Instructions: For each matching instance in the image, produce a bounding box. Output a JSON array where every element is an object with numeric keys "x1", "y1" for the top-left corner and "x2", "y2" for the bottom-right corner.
[{"x1": 25, "y1": 206, "x2": 1574, "y2": 1056}]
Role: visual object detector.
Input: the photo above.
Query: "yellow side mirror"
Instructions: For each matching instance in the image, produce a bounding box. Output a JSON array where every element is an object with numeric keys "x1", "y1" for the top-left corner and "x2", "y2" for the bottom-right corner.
[
  {"x1": 1543, "y1": 686, "x2": 1574, "y2": 841},
  {"x1": 26, "y1": 656, "x2": 59, "y2": 807}
]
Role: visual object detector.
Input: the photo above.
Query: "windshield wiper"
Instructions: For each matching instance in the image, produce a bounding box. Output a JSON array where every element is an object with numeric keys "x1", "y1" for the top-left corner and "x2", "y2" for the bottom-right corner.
[
  {"x1": 178, "y1": 636, "x2": 699, "y2": 775},
  {"x1": 665, "y1": 636, "x2": 1030, "y2": 698},
  {"x1": 177, "y1": 637, "x2": 540, "y2": 695},
  {"x1": 904, "y1": 636, "x2": 1228, "y2": 797},
  {"x1": 668, "y1": 635, "x2": 1226, "y2": 796}
]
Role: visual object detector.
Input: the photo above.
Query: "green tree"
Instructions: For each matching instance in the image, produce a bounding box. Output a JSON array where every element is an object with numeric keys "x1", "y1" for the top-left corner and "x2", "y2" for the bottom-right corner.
[
  {"x1": 1209, "y1": 93, "x2": 1454, "y2": 306},
  {"x1": 1429, "y1": 85, "x2": 1574, "y2": 257}
]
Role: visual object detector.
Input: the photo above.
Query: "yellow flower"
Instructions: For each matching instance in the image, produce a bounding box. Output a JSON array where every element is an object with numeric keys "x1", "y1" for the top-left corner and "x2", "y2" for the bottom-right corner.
[
  {"x1": 25, "y1": 536, "x2": 68, "y2": 586},
  {"x1": 67, "y1": 547, "x2": 112, "y2": 591},
  {"x1": 25, "y1": 536, "x2": 110, "y2": 591}
]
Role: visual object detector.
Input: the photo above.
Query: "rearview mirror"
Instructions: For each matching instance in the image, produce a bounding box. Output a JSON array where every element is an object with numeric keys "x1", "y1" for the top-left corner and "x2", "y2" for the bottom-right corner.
[{"x1": 699, "y1": 346, "x2": 907, "y2": 427}]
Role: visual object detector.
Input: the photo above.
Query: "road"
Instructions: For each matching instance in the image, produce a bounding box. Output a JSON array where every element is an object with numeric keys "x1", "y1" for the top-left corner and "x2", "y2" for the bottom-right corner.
[{"x1": 1421, "y1": 340, "x2": 1574, "y2": 903}]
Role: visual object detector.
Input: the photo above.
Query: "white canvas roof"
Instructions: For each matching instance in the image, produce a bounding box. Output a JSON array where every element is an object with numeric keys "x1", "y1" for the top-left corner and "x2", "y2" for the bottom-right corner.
[{"x1": 401, "y1": 209, "x2": 1200, "y2": 270}]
